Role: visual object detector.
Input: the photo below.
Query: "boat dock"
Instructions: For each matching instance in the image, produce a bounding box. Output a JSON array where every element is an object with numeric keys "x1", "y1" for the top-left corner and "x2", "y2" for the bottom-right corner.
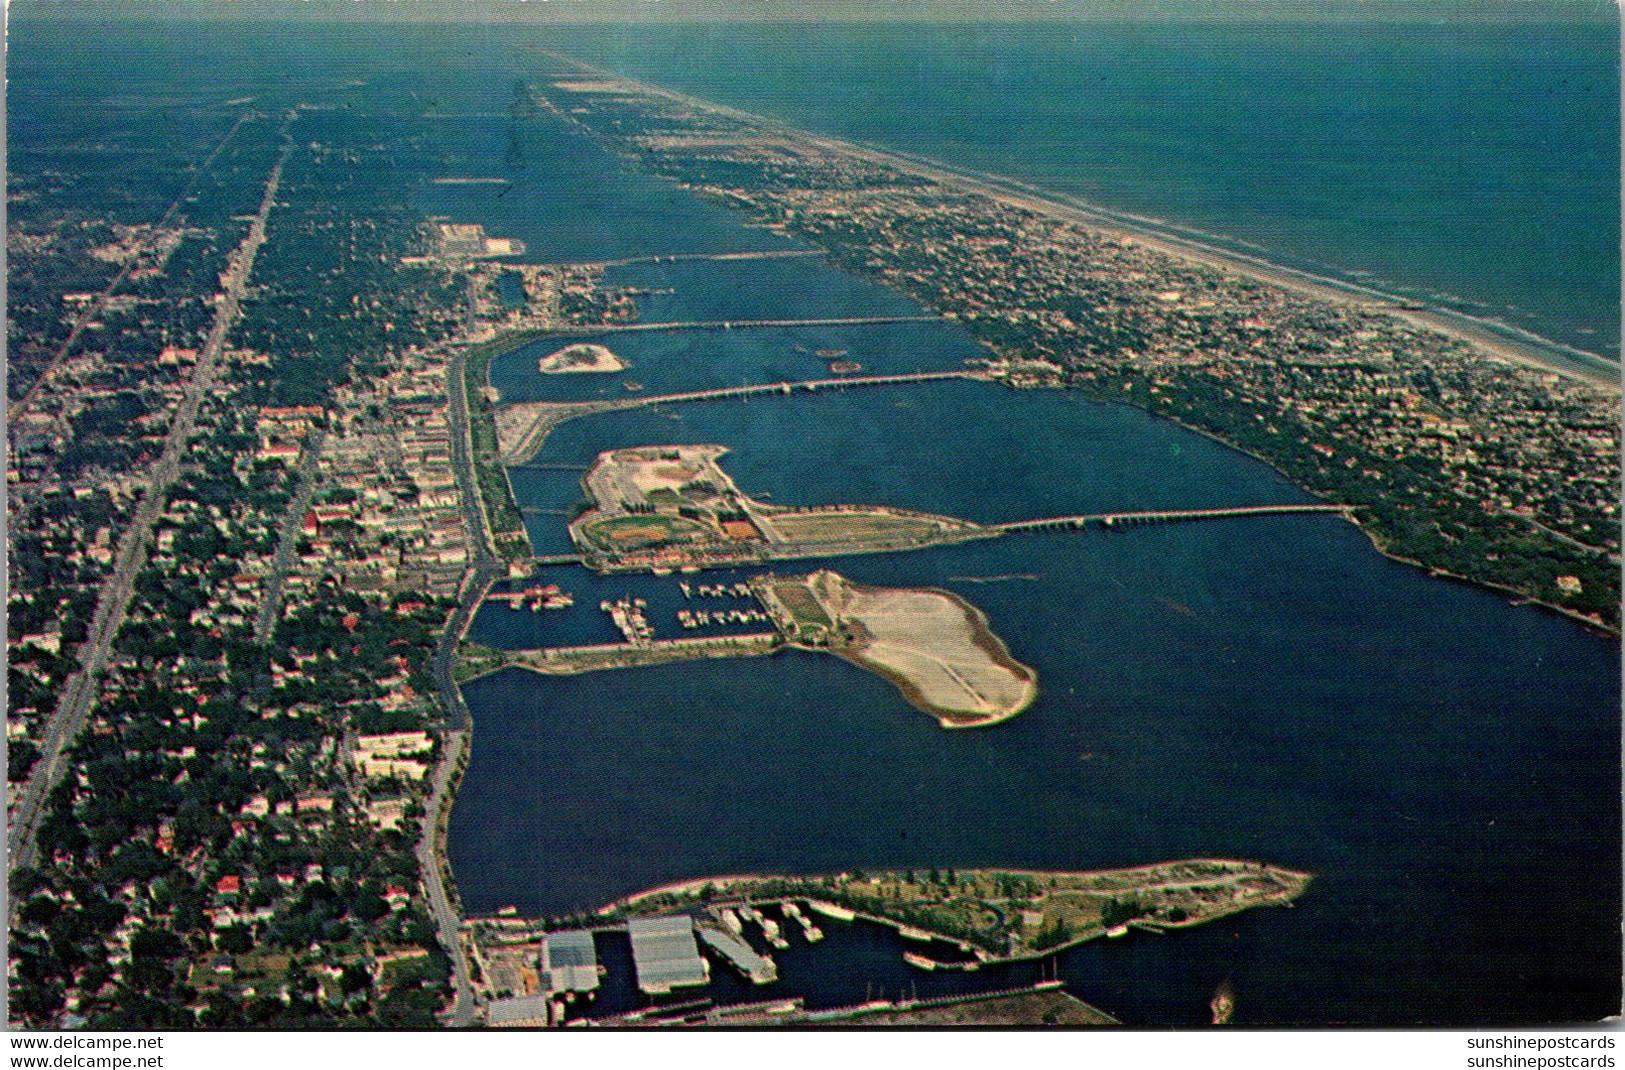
[
  {"x1": 697, "y1": 925, "x2": 779, "y2": 985},
  {"x1": 806, "y1": 899, "x2": 856, "y2": 922},
  {"x1": 782, "y1": 901, "x2": 823, "y2": 942}
]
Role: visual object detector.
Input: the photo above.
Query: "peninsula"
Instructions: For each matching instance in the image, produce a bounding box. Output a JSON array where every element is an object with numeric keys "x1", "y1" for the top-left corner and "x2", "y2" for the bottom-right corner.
[
  {"x1": 596, "y1": 858, "x2": 1313, "y2": 960},
  {"x1": 458, "y1": 567, "x2": 1037, "y2": 728},
  {"x1": 472, "y1": 859, "x2": 1310, "y2": 1025}
]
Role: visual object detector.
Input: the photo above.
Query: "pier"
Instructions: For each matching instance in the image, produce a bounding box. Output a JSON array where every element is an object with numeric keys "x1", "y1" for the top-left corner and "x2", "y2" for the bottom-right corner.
[{"x1": 696, "y1": 925, "x2": 779, "y2": 985}]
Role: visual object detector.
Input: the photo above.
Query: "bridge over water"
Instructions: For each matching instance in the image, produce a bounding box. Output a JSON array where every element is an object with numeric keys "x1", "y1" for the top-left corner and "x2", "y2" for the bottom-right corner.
[
  {"x1": 530, "y1": 553, "x2": 587, "y2": 567},
  {"x1": 571, "y1": 249, "x2": 827, "y2": 270},
  {"x1": 559, "y1": 315, "x2": 944, "y2": 336},
  {"x1": 624, "y1": 369, "x2": 971, "y2": 407},
  {"x1": 995, "y1": 503, "x2": 1353, "y2": 533},
  {"x1": 499, "y1": 369, "x2": 976, "y2": 466}
]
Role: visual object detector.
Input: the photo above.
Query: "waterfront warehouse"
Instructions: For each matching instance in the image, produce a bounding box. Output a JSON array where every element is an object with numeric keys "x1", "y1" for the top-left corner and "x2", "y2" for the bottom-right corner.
[
  {"x1": 627, "y1": 915, "x2": 710, "y2": 995},
  {"x1": 542, "y1": 929, "x2": 601, "y2": 996}
]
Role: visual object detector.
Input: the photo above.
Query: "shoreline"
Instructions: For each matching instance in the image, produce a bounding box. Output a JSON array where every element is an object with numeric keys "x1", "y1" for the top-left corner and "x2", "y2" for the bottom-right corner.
[
  {"x1": 546, "y1": 54, "x2": 1619, "y2": 391},
  {"x1": 838, "y1": 140, "x2": 1620, "y2": 386},
  {"x1": 533, "y1": 56, "x2": 1621, "y2": 628},
  {"x1": 1143, "y1": 406, "x2": 1619, "y2": 637}
]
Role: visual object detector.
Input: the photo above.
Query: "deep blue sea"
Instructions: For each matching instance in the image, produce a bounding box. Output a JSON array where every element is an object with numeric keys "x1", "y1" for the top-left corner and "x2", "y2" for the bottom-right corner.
[
  {"x1": 545, "y1": 19, "x2": 1622, "y2": 358},
  {"x1": 10, "y1": 13, "x2": 1620, "y2": 1027}
]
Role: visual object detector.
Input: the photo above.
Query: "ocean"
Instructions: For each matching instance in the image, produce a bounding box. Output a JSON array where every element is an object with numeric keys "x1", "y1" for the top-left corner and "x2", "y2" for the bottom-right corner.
[{"x1": 543, "y1": 18, "x2": 1622, "y2": 359}]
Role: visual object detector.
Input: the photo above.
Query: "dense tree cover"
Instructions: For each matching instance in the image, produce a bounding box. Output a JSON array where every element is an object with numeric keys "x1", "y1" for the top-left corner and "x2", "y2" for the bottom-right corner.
[
  {"x1": 1088, "y1": 367, "x2": 1622, "y2": 625},
  {"x1": 10, "y1": 108, "x2": 460, "y2": 1028}
]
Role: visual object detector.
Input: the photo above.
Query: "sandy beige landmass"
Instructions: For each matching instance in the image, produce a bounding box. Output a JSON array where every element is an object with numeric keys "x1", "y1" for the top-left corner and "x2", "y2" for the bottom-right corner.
[
  {"x1": 759, "y1": 569, "x2": 1037, "y2": 727},
  {"x1": 538, "y1": 342, "x2": 627, "y2": 373}
]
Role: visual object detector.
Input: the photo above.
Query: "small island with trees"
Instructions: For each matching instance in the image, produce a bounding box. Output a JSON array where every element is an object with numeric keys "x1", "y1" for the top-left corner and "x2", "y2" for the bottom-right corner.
[{"x1": 537, "y1": 342, "x2": 626, "y2": 374}]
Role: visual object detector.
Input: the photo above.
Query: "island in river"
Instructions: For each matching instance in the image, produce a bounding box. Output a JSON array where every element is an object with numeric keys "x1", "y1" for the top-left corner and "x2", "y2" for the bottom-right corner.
[
  {"x1": 538, "y1": 342, "x2": 626, "y2": 374},
  {"x1": 757, "y1": 569, "x2": 1038, "y2": 727},
  {"x1": 568, "y1": 444, "x2": 990, "y2": 572}
]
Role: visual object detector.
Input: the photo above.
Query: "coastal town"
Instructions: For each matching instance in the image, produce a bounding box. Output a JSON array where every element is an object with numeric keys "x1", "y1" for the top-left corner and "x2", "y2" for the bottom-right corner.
[
  {"x1": 534, "y1": 70, "x2": 1621, "y2": 630},
  {"x1": 4, "y1": 36, "x2": 1615, "y2": 1034},
  {"x1": 8, "y1": 109, "x2": 471, "y2": 1028}
]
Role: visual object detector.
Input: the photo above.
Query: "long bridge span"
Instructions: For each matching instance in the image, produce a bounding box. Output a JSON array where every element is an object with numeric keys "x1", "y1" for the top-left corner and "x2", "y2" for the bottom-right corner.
[
  {"x1": 625, "y1": 369, "x2": 971, "y2": 408},
  {"x1": 563, "y1": 315, "x2": 944, "y2": 335},
  {"x1": 571, "y1": 249, "x2": 826, "y2": 270},
  {"x1": 499, "y1": 369, "x2": 977, "y2": 466},
  {"x1": 995, "y1": 503, "x2": 1352, "y2": 533},
  {"x1": 512, "y1": 505, "x2": 1355, "y2": 574}
]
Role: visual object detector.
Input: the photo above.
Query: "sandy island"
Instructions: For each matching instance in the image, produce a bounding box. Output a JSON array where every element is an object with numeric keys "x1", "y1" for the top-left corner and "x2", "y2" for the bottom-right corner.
[
  {"x1": 538, "y1": 342, "x2": 626, "y2": 374},
  {"x1": 761, "y1": 569, "x2": 1037, "y2": 728}
]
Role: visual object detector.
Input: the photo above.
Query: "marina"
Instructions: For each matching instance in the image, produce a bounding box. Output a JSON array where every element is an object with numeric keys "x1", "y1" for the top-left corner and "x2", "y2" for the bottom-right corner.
[{"x1": 466, "y1": 866, "x2": 1265, "y2": 1025}]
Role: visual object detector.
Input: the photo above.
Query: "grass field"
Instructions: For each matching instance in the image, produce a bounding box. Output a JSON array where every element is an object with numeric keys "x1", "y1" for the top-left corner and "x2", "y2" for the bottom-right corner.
[{"x1": 771, "y1": 581, "x2": 834, "y2": 630}]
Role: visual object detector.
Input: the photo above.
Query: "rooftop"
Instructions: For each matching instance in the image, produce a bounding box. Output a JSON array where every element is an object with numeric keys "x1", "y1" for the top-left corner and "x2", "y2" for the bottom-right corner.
[
  {"x1": 542, "y1": 929, "x2": 601, "y2": 994},
  {"x1": 627, "y1": 915, "x2": 709, "y2": 995}
]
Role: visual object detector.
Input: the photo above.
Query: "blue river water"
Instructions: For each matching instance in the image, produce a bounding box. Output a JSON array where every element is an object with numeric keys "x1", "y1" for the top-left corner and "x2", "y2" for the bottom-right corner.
[{"x1": 9, "y1": 14, "x2": 1619, "y2": 1027}]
